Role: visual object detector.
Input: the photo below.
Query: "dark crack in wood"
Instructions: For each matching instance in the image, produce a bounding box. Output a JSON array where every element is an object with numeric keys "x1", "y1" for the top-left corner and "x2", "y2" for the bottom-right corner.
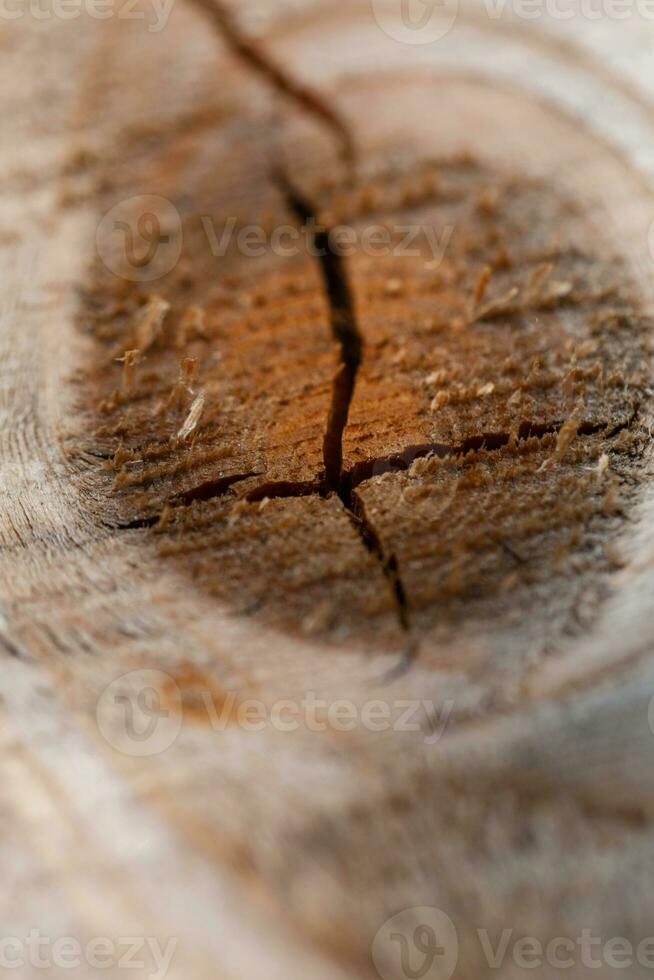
[
  {"x1": 273, "y1": 172, "x2": 412, "y2": 656},
  {"x1": 277, "y1": 172, "x2": 362, "y2": 492},
  {"x1": 341, "y1": 415, "x2": 636, "y2": 493},
  {"x1": 111, "y1": 472, "x2": 258, "y2": 529},
  {"x1": 346, "y1": 488, "x2": 411, "y2": 632},
  {"x1": 245, "y1": 480, "x2": 321, "y2": 503},
  {"x1": 186, "y1": 0, "x2": 355, "y2": 166},
  {"x1": 173, "y1": 472, "x2": 260, "y2": 506}
]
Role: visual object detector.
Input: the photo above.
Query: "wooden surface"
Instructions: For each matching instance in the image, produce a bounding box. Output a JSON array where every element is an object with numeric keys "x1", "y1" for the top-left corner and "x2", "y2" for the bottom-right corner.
[{"x1": 3, "y1": 4, "x2": 654, "y2": 978}]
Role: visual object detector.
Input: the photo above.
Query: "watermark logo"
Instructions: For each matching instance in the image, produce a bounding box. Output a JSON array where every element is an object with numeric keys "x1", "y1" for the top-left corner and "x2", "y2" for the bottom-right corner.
[
  {"x1": 96, "y1": 669, "x2": 183, "y2": 757},
  {"x1": 0, "y1": 931, "x2": 177, "y2": 979},
  {"x1": 648, "y1": 692, "x2": 654, "y2": 738},
  {"x1": 96, "y1": 669, "x2": 455, "y2": 757},
  {"x1": 201, "y1": 214, "x2": 454, "y2": 266},
  {"x1": 371, "y1": 0, "x2": 654, "y2": 38},
  {"x1": 373, "y1": 908, "x2": 654, "y2": 975},
  {"x1": 97, "y1": 196, "x2": 453, "y2": 282},
  {"x1": 96, "y1": 195, "x2": 182, "y2": 283},
  {"x1": 485, "y1": 0, "x2": 654, "y2": 20},
  {"x1": 371, "y1": 0, "x2": 459, "y2": 45},
  {"x1": 372, "y1": 907, "x2": 459, "y2": 980},
  {"x1": 0, "y1": 0, "x2": 175, "y2": 31}
]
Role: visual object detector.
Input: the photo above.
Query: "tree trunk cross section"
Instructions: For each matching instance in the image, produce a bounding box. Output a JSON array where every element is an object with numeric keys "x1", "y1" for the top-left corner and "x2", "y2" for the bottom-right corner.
[{"x1": 4, "y1": 7, "x2": 654, "y2": 979}]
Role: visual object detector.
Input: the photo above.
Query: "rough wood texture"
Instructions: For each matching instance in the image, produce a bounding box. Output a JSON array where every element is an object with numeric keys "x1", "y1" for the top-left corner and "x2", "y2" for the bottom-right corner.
[{"x1": 3, "y1": 5, "x2": 654, "y2": 979}]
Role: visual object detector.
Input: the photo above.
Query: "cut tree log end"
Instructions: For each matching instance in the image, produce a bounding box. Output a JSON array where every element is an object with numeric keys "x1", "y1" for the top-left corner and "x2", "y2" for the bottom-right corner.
[
  {"x1": 76, "y1": 141, "x2": 649, "y2": 667},
  {"x1": 7, "y1": 10, "x2": 654, "y2": 978}
]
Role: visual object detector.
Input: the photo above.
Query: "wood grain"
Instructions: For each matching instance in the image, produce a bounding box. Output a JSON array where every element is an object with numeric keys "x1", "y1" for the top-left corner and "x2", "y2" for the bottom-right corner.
[{"x1": 2, "y1": 5, "x2": 654, "y2": 978}]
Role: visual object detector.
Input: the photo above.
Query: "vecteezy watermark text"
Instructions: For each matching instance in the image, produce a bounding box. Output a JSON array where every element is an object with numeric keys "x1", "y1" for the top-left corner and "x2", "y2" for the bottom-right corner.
[
  {"x1": 95, "y1": 194, "x2": 455, "y2": 282},
  {"x1": 0, "y1": 0, "x2": 174, "y2": 30},
  {"x1": 371, "y1": 0, "x2": 654, "y2": 47},
  {"x1": 200, "y1": 215, "x2": 453, "y2": 264},
  {"x1": 96, "y1": 669, "x2": 456, "y2": 756},
  {"x1": 0, "y1": 931, "x2": 177, "y2": 979},
  {"x1": 373, "y1": 907, "x2": 654, "y2": 980},
  {"x1": 483, "y1": 0, "x2": 654, "y2": 21}
]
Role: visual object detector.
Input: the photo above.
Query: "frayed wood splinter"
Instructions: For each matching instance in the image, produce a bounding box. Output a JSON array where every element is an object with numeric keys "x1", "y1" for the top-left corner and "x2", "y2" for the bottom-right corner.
[{"x1": 176, "y1": 392, "x2": 206, "y2": 444}]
